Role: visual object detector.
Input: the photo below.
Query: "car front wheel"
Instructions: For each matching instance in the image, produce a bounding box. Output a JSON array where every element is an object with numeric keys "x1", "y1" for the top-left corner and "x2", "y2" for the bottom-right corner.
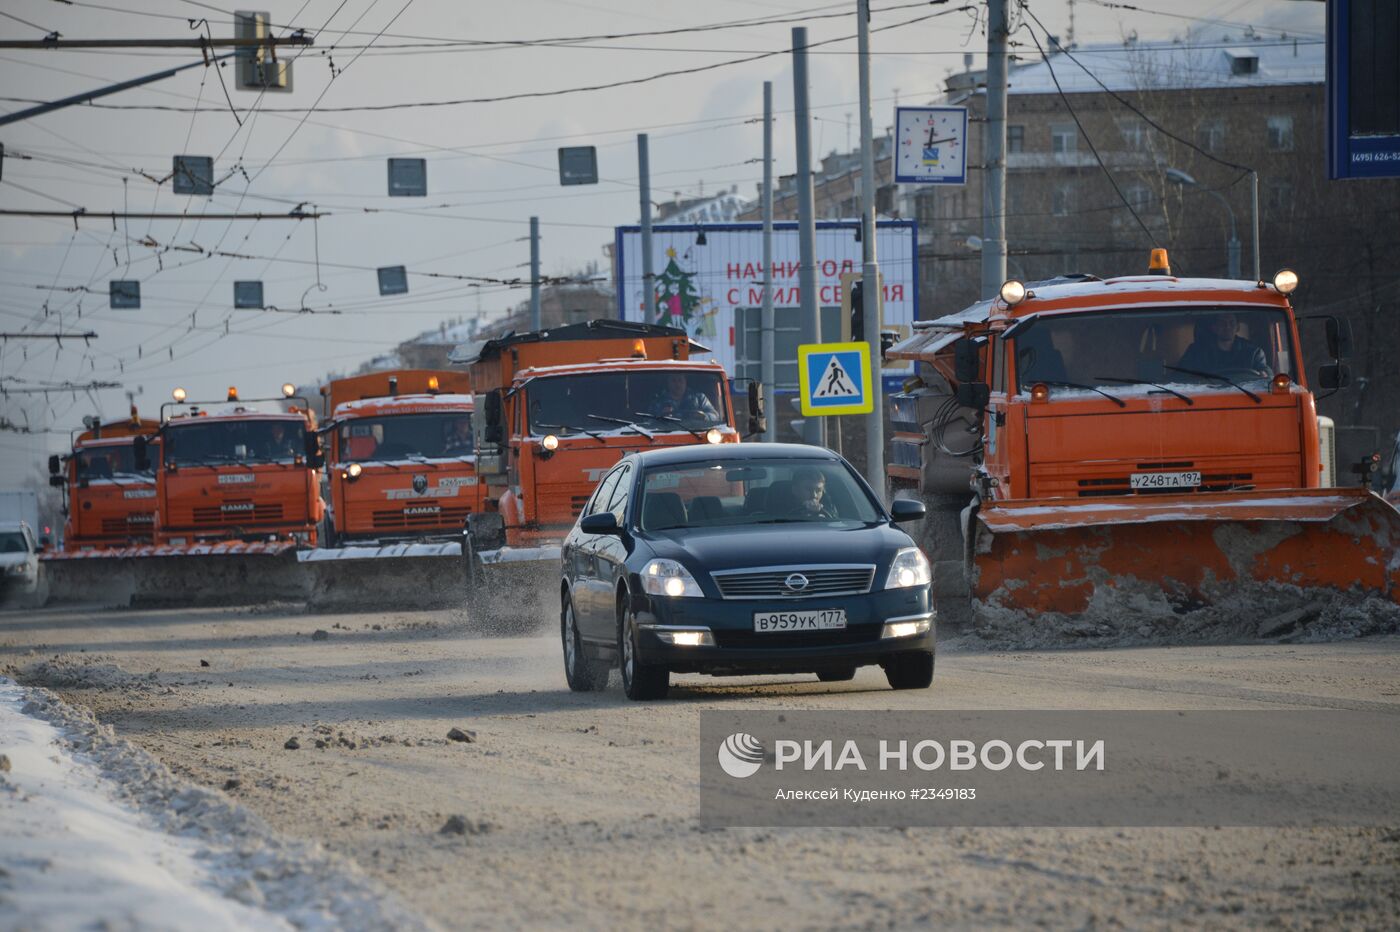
[
  {"x1": 882, "y1": 650, "x2": 934, "y2": 690},
  {"x1": 618, "y1": 593, "x2": 668, "y2": 700},
  {"x1": 562, "y1": 596, "x2": 608, "y2": 692}
]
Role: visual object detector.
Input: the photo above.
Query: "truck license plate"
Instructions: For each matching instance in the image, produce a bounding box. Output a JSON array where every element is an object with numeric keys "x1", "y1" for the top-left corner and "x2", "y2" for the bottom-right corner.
[
  {"x1": 1130, "y1": 471, "x2": 1202, "y2": 490},
  {"x1": 753, "y1": 609, "x2": 847, "y2": 632}
]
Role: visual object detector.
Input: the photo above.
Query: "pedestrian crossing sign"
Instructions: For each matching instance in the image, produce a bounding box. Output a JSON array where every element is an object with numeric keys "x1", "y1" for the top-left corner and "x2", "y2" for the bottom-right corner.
[{"x1": 797, "y1": 341, "x2": 873, "y2": 416}]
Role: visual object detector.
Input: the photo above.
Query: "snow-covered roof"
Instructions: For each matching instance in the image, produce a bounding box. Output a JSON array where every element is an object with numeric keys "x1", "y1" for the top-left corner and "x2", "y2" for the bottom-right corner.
[
  {"x1": 1009, "y1": 35, "x2": 1323, "y2": 96},
  {"x1": 331, "y1": 393, "x2": 473, "y2": 418}
]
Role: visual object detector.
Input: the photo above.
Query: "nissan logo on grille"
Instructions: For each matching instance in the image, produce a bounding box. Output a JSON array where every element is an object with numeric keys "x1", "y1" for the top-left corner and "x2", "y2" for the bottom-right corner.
[{"x1": 783, "y1": 573, "x2": 809, "y2": 592}]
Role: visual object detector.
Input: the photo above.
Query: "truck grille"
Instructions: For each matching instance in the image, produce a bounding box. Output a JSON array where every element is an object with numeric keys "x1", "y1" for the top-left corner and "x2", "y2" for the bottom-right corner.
[
  {"x1": 101, "y1": 516, "x2": 153, "y2": 534},
  {"x1": 711, "y1": 565, "x2": 875, "y2": 600},
  {"x1": 713, "y1": 626, "x2": 881, "y2": 649},
  {"x1": 192, "y1": 502, "x2": 283, "y2": 523},
  {"x1": 371, "y1": 505, "x2": 473, "y2": 530}
]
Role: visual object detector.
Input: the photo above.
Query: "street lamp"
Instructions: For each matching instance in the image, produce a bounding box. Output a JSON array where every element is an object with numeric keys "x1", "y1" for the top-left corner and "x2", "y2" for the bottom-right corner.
[{"x1": 1165, "y1": 168, "x2": 1241, "y2": 279}]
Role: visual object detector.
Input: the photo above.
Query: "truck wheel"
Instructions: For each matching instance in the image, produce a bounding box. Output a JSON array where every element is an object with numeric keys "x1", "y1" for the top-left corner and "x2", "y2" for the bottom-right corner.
[
  {"x1": 883, "y1": 650, "x2": 935, "y2": 690},
  {"x1": 562, "y1": 595, "x2": 608, "y2": 692},
  {"x1": 618, "y1": 594, "x2": 668, "y2": 700}
]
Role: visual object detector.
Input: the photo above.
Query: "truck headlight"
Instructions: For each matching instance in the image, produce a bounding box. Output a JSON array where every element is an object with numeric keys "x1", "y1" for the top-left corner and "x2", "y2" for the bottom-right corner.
[
  {"x1": 705, "y1": 428, "x2": 723, "y2": 444},
  {"x1": 640, "y1": 559, "x2": 704, "y2": 598},
  {"x1": 884, "y1": 547, "x2": 931, "y2": 589},
  {"x1": 345, "y1": 463, "x2": 362, "y2": 480}
]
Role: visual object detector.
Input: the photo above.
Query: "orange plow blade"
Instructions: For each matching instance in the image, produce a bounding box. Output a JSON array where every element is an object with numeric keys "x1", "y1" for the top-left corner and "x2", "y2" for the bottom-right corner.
[{"x1": 972, "y1": 489, "x2": 1400, "y2": 621}]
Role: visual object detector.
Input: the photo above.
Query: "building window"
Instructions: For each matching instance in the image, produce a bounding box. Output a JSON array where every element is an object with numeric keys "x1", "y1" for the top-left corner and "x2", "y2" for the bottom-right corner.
[
  {"x1": 1052, "y1": 182, "x2": 1075, "y2": 217},
  {"x1": 1007, "y1": 124, "x2": 1025, "y2": 153},
  {"x1": 1228, "y1": 52, "x2": 1259, "y2": 76},
  {"x1": 1267, "y1": 115, "x2": 1294, "y2": 151},
  {"x1": 1118, "y1": 120, "x2": 1148, "y2": 151},
  {"x1": 1124, "y1": 183, "x2": 1152, "y2": 212},
  {"x1": 1267, "y1": 181, "x2": 1293, "y2": 214},
  {"x1": 1051, "y1": 124, "x2": 1077, "y2": 154},
  {"x1": 1197, "y1": 119, "x2": 1226, "y2": 153}
]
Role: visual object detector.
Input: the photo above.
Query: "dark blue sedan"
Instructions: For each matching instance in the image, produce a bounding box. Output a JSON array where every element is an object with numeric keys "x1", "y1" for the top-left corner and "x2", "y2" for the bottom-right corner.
[{"x1": 559, "y1": 443, "x2": 934, "y2": 700}]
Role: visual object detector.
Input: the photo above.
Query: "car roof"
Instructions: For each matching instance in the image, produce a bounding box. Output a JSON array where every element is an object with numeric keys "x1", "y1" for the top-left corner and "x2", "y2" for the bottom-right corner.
[{"x1": 627, "y1": 442, "x2": 842, "y2": 469}]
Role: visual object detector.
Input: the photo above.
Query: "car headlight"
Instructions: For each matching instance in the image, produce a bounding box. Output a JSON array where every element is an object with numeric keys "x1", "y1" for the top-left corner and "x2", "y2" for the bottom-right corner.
[
  {"x1": 640, "y1": 558, "x2": 704, "y2": 598},
  {"x1": 884, "y1": 547, "x2": 931, "y2": 589},
  {"x1": 6, "y1": 564, "x2": 26, "y2": 576}
]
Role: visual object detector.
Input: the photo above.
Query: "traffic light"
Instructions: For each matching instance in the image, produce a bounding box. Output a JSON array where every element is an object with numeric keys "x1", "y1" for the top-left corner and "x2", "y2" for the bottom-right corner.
[{"x1": 850, "y1": 279, "x2": 865, "y2": 344}]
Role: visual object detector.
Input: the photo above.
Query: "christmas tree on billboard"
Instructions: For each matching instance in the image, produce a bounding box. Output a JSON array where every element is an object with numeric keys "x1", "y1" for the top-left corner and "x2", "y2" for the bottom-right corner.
[{"x1": 653, "y1": 247, "x2": 702, "y2": 330}]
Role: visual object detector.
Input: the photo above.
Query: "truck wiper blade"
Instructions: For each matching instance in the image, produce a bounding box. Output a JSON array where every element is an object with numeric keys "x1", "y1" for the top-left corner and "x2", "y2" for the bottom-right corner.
[
  {"x1": 535, "y1": 421, "x2": 606, "y2": 442},
  {"x1": 1094, "y1": 375, "x2": 1194, "y2": 405},
  {"x1": 1163, "y1": 365, "x2": 1262, "y2": 403},
  {"x1": 632, "y1": 412, "x2": 706, "y2": 441},
  {"x1": 1037, "y1": 380, "x2": 1127, "y2": 408},
  {"x1": 586, "y1": 414, "x2": 655, "y2": 440}
]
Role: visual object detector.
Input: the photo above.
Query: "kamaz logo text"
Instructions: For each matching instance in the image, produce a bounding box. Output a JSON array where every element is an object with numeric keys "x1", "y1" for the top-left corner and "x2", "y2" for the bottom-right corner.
[{"x1": 220, "y1": 502, "x2": 256, "y2": 513}]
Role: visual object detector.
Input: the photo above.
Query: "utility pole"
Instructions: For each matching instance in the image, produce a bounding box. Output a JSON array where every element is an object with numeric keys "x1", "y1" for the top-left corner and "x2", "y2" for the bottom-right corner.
[
  {"x1": 760, "y1": 81, "x2": 777, "y2": 442},
  {"x1": 792, "y1": 27, "x2": 824, "y2": 447},
  {"x1": 1250, "y1": 170, "x2": 1261, "y2": 281},
  {"x1": 980, "y1": 0, "x2": 1010, "y2": 299},
  {"x1": 857, "y1": 0, "x2": 884, "y2": 501},
  {"x1": 529, "y1": 216, "x2": 541, "y2": 330},
  {"x1": 638, "y1": 134, "x2": 656, "y2": 323}
]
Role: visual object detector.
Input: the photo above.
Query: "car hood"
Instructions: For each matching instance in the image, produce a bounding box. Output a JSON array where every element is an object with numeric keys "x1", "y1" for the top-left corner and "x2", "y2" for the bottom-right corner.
[
  {"x1": 640, "y1": 521, "x2": 912, "y2": 574},
  {"x1": 0, "y1": 552, "x2": 34, "y2": 569}
]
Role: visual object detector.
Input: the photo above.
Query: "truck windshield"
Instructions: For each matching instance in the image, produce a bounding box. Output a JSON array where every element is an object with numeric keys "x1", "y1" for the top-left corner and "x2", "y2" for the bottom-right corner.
[
  {"x1": 638, "y1": 458, "x2": 881, "y2": 531},
  {"x1": 74, "y1": 444, "x2": 148, "y2": 478},
  {"x1": 0, "y1": 532, "x2": 28, "y2": 553},
  {"x1": 164, "y1": 419, "x2": 306, "y2": 467},
  {"x1": 337, "y1": 412, "x2": 473, "y2": 462},
  {"x1": 527, "y1": 370, "x2": 727, "y2": 435},
  {"x1": 1011, "y1": 306, "x2": 1298, "y2": 394}
]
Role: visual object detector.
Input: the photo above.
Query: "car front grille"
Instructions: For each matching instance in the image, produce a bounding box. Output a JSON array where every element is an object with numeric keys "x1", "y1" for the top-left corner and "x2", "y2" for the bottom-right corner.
[
  {"x1": 711, "y1": 565, "x2": 876, "y2": 599},
  {"x1": 713, "y1": 626, "x2": 882, "y2": 649}
]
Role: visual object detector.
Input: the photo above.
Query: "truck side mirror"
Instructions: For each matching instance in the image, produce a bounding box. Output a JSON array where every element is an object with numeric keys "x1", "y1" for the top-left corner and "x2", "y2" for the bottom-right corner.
[
  {"x1": 133, "y1": 435, "x2": 150, "y2": 471},
  {"x1": 955, "y1": 381, "x2": 990, "y2": 408},
  {"x1": 38, "y1": 535, "x2": 50, "y2": 551},
  {"x1": 48, "y1": 454, "x2": 61, "y2": 475},
  {"x1": 482, "y1": 390, "x2": 504, "y2": 444},
  {"x1": 746, "y1": 381, "x2": 767, "y2": 437},
  {"x1": 49, "y1": 475, "x2": 65, "y2": 488},
  {"x1": 1325, "y1": 318, "x2": 1353, "y2": 360},
  {"x1": 304, "y1": 431, "x2": 325, "y2": 469},
  {"x1": 954, "y1": 338, "x2": 980, "y2": 383},
  {"x1": 1317, "y1": 362, "x2": 1351, "y2": 390}
]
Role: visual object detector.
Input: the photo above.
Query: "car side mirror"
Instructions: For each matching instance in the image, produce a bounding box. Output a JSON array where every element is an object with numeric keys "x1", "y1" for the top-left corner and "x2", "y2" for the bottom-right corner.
[
  {"x1": 1317, "y1": 362, "x2": 1350, "y2": 390},
  {"x1": 580, "y1": 512, "x2": 622, "y2": 535},
  {"x1": 955, "y1": 381, "x2": 990, "y2": 408},
  {"x1": 48, "y1": 454, "x2": 61, "y2": 475},
  {"x1": 133, "y1": 435, "x2": 150, "y2": 471},
  {"x1": 889, "y1": 498, "x2": 926, "y2": 523}
]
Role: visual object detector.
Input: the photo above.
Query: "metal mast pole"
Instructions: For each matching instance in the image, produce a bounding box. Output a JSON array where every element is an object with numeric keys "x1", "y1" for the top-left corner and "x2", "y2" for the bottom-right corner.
[
  {"x1": 857, "y1": 0, "x2": 884, "y2": 500},
  {"x1": 792, "y1": 27, "x2": 824, "y2": 447},
  {"x1": 638, "y1": 134, "x2": 656, "y2": 323},
  {"x1": 1250, "y1": 170, "x2": 1261, "y2": 281},
  {"x1": 760, "y1": 81, "x2": 777, "y2": 442},
  {"x1": 529, "y1": 216, "x2": 541, "y2": 330},
  {"x1": 980, "y1": 0, "x2": 1010, "y2": 299}
]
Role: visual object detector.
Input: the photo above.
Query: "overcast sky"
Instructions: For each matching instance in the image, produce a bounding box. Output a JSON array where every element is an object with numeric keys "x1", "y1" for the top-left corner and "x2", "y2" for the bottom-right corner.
[{"x1": 0, "y1": 0, "x2": 1323, "y2": 478}]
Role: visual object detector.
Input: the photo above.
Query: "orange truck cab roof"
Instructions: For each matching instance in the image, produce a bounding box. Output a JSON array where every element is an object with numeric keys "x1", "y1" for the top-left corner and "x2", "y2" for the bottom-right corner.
[{"x1": 321, "y1": 369, "x2": 471, "y2": 417}]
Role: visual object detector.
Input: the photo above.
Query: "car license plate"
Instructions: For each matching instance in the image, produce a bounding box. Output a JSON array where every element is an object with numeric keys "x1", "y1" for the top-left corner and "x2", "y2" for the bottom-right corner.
[
  {"x1": 1130, "y1": 471, "x2": 1202, "y2": 490},
  {"x1": 753, "y1": 609, "x2": 847, "y2": 632}
]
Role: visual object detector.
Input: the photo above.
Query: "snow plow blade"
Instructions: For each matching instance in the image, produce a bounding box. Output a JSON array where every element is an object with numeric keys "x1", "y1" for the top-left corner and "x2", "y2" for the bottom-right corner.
[
  {"x1": 42, "y1": 542, "x2": 305, "y2": 607},
  {"x1": 972, "y1": 489, "x2": 1400, "y2": 620},
  {"x1": 297, "y1": 542, "x2": 465, "y2": 610}
]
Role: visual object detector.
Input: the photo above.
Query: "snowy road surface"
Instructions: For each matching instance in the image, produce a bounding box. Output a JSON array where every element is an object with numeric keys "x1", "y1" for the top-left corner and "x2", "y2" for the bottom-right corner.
[{"x1": 2, "y1": 602, "x2": 1399, "y2": 929}]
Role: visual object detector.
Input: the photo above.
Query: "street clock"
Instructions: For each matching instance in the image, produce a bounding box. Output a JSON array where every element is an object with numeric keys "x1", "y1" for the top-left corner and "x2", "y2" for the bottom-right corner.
[{"x1": 894, "y1": 106, "x2": 968, "y2": 185}]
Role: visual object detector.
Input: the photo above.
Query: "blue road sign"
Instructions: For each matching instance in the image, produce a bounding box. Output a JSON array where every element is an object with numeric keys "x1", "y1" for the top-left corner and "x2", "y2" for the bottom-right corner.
[{"x1": 798, "y1": 341, "x2": 873, "y2": 416}]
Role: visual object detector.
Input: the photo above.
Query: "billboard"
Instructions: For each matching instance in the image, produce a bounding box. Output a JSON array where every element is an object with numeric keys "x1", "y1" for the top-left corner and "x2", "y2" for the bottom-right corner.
[
  {"x1": 1327, "y1": 0, "x2": 1400, "y2": 180},
  {"x1": 614, "y1": 220, "x2": 918, "y2": 387}
]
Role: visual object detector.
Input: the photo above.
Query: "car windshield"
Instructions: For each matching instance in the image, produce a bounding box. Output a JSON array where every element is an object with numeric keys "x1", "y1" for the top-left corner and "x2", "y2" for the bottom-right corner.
[
  {"x1": 1011, "y1": 306, "x2": 1298, "y2": 394},
  {"x1": 0, "y1": 532, "x2": 28, "y2": 553},
  {"x1": 527, "y1": 370, "x2": 727, "y2": 435},
  {"x1": 337, "y1": 412, "x2": 473, "y2": 462},
  {"x1": 164, "y1": 419, "x2": 305, "y2": 467},
  {"x1": 637, "y1": 458, "x2": 882, "y2": 531},
  {"x1": 74, "y1": 444, "x2": 148, "y2": 478}
]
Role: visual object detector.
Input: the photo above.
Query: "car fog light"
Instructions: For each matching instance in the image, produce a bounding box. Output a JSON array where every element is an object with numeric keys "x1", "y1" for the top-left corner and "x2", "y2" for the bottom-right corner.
[
  {"x1": 882, "y1": 616, "x2": 932, "y2": 639},
  {"x1": 655, "y1": 628, "x2": 715, "y2": 647},
  {"x1": 705, "y1": 427, "x2": 723, "y2": 444}
]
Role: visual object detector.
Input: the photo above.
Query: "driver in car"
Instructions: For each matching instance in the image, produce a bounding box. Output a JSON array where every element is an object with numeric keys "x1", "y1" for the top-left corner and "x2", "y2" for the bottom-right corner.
[
  {"x1": 650, "y1": 373, "x2": 719, "y2": 422},
  {"x1": 1176, "y1": 312, "x2": 1271, "y2": 376},
  {"x1": 789, "y1": 468, "x2": 839, "y2": 519}
]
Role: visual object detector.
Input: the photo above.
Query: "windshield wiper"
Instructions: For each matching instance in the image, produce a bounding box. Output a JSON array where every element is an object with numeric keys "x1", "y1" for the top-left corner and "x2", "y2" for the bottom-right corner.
[
  {"x1": 1036, "y1": 380, "x2": 1127, "y2": 408},
  {"x1": 1094, "y1": 375, "x2": 1194, "y2": 405},
  {"x1": 1163, "y1": 366, "x2": 1262, "y2": 403},
  {"x1": 632, "y1": 411, "x2": 708, "y2": 441},
  {"x1": 586, "y1": 414, "x2": 655, "y2": 440},
  {"x1": 535, "y1": 421, "x2": 607, "y2": 442}
]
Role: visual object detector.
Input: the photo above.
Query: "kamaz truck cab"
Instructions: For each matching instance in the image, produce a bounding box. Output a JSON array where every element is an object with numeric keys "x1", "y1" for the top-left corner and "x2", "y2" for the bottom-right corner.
[{"x1": 49, "y1": 412, "x2": 160, "y2": 551}]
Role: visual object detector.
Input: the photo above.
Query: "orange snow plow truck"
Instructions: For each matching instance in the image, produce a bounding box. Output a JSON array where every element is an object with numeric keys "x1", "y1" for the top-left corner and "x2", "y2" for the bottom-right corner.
[
  {"x1": 449, "y1": 320, "x2": 765, "y2": 607},
  {"x1": 44, "y1": 385, "x2": 324, "y2": 606},
  {"x1": 295, "y1": 369, "x2": 483, "y2": 607},
  {"x1": 887, "y1": 251, "x2": 1400, "y2": 626},
  {"x1": 47, "y1": 411, "x2": 160, "y2": 551}
]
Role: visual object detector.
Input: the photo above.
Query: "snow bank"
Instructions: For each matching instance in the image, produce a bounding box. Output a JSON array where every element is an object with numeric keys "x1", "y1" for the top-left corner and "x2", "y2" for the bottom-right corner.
[{"x1": 0, "y1": 678, "x2": 429, "y2": 931}]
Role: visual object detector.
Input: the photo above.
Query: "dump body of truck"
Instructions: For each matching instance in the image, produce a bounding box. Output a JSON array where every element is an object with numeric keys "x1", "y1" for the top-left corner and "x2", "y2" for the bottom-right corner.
[
  {"x1": 887, "y1": 257, "x2": 1399, "y2": 624},
  {"x1": 450, "y1": 320, "x2": 763, "y2": 604},
  {"x1": 51, "y1": 418, "x2": 160, "y2": 551}
]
